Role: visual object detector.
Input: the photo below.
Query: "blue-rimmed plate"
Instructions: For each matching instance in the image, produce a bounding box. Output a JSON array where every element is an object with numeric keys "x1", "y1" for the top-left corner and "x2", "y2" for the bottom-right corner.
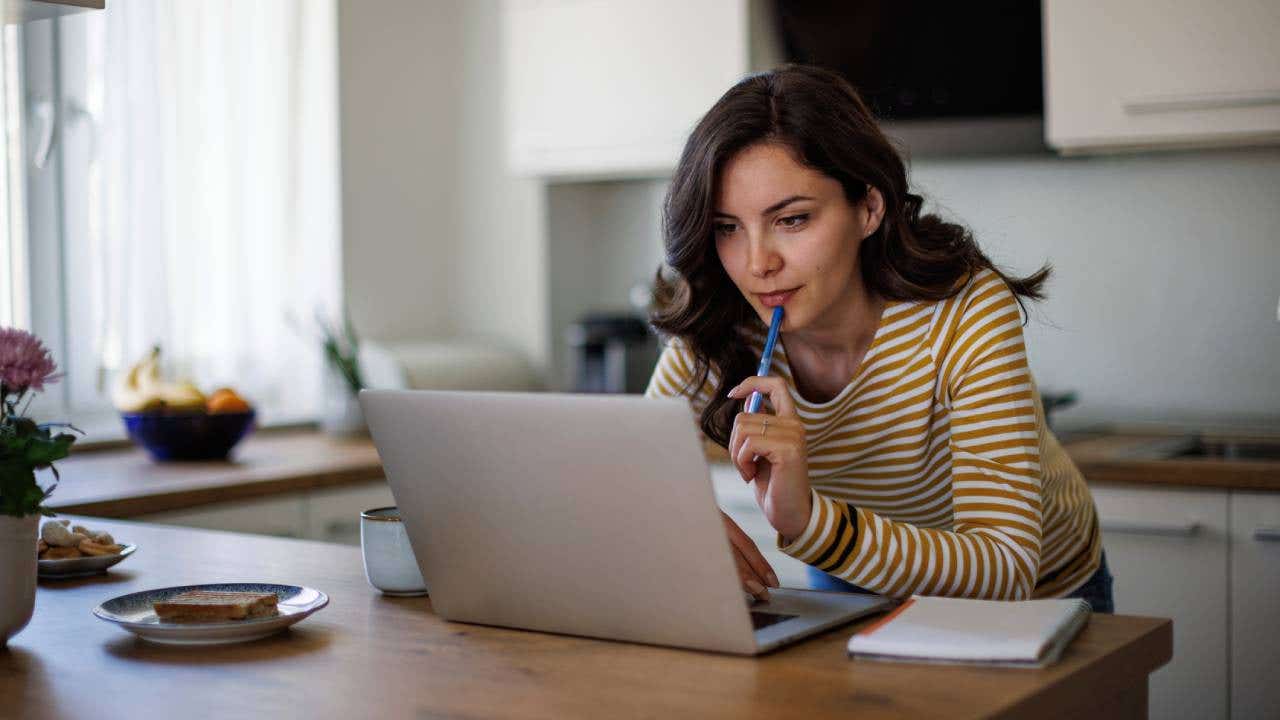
[
  {"x1": 93, "y1": 582, "x2": 329, "y2": 645},
  {"x1": 39, "y1": 543, "x2": 137, "y2": 579}
]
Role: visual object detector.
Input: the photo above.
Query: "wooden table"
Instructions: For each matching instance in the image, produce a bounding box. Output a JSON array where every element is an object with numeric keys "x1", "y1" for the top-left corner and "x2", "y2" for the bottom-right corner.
[{"x1": 5, "y1": 518, "x2": 1171, "y2": 719}]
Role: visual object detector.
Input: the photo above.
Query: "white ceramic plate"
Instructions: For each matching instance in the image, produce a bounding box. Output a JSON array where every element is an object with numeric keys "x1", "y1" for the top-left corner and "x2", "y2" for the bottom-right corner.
[
  {"x1": 38, "y1": 543, "x2": 137, "y2": 579},
  {"x1": 93, "y1": 582, "x2": 329, "y2": 645}
]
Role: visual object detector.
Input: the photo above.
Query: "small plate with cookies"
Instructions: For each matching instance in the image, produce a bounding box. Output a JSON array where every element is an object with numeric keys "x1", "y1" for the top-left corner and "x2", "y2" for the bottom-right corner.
[{"x1": 37, "y1": 519, "x2": 135, "y2": 579}]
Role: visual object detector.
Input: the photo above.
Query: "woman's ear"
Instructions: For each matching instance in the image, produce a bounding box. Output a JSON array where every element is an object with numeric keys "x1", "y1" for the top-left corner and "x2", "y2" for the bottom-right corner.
[{"x1": 861, "y1": 186, "x2": 886, "y2": 238}]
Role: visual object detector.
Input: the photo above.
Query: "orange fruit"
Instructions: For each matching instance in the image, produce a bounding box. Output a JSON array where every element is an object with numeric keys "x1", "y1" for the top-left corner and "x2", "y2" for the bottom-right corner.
[{"x1": 206, "y1": 387, "x2": 252, "y2": 414}]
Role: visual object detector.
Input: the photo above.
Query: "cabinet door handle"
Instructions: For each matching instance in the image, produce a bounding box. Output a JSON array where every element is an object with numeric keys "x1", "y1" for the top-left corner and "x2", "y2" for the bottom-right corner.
[
  {"x1": 1254, "y1": 527, "x2": 1280, "y2": 542},
  {"x1": 1124, "y1": 89, "x2": 1280, "y2": 115},
  {"x1": 1100, "y1": 519, "x2": 1201, "y2": 537}
]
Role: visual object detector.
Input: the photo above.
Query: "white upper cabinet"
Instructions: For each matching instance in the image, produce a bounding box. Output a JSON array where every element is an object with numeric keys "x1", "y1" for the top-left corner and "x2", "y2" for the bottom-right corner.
[
  {"x1": 1044, "y1": 0, "x2": 1280, "y2": 154},
  {"x1": 502, "y1": 0, "x2": 749, "y2": 179}
]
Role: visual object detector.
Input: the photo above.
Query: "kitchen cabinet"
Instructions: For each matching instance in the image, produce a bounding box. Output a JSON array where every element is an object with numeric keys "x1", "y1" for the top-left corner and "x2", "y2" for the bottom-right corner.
[
  {"x1": 502, "y1": 0, "x2": 751, "y2": 178},
  {"x1": 139, "y1": 481, "x2": 395, "y2": 546},
  {"x1": 307, "y1": 482, "x2": 396, "y2": 545},
  {"x1": 1044, "y1": 0, "x2": 1280, "y2": 154},
  {"x1": 1089, "y1": 484, "x2": 1229, "y2": 720},
  {"x1": 141, "y1": 494, "x2": 309, "y2": 540},
  {"x1": 1229, "y1": 491, "x2": 1280, "y2": 720}
]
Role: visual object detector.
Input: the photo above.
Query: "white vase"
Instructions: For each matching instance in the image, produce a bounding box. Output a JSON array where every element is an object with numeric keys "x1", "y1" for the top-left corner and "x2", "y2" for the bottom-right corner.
[
  {"x1": 0, "y1": 514, "x2": 38, "y2": 646},
  {"x1": 322, "y1": 391, "x2": 366, "y2": 436}
]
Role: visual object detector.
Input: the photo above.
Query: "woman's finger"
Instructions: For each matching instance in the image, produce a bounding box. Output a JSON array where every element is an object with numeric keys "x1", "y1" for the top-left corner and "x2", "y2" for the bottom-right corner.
[
  {"x1": 728, "y1": 414, "x2": 748, "y2": 481},
  {"x1": 734, "y1": 434, "x2": 759, "y2": 482},
  {"x1": 732, "y1": 545, "x2": 771, "y2": 600},
  {"x1": 727, "y1": 375, "x2": 797, "y2": 417},
  {"x1": 736, "y1": 434, "x2": 778, "y2": 479},
  {"x1": 728, "y1": 526, "x2": 779, "y2": 588}
]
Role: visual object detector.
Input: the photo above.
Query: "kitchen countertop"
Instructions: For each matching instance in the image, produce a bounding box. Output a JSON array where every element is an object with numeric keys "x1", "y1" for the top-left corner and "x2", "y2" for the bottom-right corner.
[
  {"x1": 48, "y1": 431, "x2": 384, "y2": 517},
  {"x1": 4, "y1": 517, "x2": 1172, "y2": 719},
  {"x1": 1062, "y1": 431, "x2": 1280, "y2": 491},
  {"x1": 46, "y1": 426, "x2": 1280, "y2": 522}
]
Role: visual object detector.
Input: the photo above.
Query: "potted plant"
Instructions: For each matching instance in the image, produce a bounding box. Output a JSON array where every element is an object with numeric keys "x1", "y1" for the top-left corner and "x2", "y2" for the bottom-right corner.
[
  {"x1": 0, "y1": 327, "x2": 76, "y2": 645},
  {"x1": 317, "y1": 309, "x2": 366, "y2": 436}
]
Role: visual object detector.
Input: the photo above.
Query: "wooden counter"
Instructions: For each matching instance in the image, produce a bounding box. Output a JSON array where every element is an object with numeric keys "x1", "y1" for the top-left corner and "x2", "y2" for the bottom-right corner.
[
  {"x1": 6, "y1": 518, "x2": 1171, "y2": 719},
  {"x1": 48, "y1": 431, "x2": 383, "y2": 517},
  {"x1": 1063, "y1": 433, "x2": 1280, "y2": 491},
  {"x1": 44, "y1": 428, "x2": 1280, "y2": 523}
]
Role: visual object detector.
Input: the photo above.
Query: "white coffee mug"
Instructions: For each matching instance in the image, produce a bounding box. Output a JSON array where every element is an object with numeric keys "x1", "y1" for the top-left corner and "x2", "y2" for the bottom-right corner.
[{"x1": 360, "y1": 507, "x2": 427, "y2": 596}]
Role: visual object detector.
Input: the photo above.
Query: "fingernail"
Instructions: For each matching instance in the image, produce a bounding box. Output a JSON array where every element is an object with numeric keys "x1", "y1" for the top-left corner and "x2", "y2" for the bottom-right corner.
[
  {"x1": 767, "y1": 572, "x2": 779, "y2": 588},
  {"x1": 746, "y1": 580, "x2": 764, "y2": 594}
]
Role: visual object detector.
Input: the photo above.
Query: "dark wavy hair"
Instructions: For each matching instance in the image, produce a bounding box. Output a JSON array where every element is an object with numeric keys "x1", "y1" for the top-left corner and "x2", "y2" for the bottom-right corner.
[{"x1": 650, "y1": 64, "x2": 1050, "y2": 448}]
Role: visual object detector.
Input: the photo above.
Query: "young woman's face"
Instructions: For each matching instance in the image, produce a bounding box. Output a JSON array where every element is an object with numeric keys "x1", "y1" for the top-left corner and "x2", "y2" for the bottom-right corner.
[{"x1": 713, "y1": 142, "x2": 882, "y2": 332}]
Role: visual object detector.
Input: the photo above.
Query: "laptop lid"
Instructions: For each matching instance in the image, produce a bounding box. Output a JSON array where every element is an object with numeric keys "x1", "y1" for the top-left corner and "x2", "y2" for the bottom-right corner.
[{"x1": 360, "y1": 389, "x2": 761, "y2": 655}]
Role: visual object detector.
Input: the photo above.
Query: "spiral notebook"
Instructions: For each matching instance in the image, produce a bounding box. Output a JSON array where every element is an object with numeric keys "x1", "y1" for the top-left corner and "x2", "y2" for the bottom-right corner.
[{"x1": 846, "y1": 596, "x2": 1092, "y2": 668}]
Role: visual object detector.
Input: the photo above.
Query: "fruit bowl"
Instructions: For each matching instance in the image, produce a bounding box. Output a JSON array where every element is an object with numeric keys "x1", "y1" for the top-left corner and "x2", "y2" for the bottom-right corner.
[{"x1": 121, "y1": 410, "x2": 256, "y2": 461}]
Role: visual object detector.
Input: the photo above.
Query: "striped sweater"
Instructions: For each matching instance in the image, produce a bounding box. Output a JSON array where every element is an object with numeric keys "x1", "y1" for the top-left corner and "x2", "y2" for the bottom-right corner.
[{"x1": 645, "y1": 269, "x2": 1101, "y2": 600}]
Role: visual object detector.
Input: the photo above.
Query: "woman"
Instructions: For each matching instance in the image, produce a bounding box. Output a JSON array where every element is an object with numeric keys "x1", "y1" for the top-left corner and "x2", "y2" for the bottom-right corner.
[{"x1": 645, "y1": 65, "x2": 1112, "y2": 612}]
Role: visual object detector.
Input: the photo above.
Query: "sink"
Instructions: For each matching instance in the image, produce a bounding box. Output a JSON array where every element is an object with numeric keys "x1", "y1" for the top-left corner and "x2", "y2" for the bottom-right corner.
[
  {"x1": 1120, "y1": 435, "x2": 1280, "y2": 462},
  {"x1": 1170, "y1": 438, "x2": 1280, "y2": 461}
]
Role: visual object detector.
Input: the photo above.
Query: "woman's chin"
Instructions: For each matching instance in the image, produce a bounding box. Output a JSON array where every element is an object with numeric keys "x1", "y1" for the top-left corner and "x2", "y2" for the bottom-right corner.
[{"x1": 757, "y1": 307, "x2": 801, "y2": 332}]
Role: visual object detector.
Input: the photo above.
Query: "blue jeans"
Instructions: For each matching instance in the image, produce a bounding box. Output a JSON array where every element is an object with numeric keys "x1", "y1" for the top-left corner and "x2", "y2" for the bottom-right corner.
[{"x1": 806, "y1": 550, "x2": 1116, "y2": 614}]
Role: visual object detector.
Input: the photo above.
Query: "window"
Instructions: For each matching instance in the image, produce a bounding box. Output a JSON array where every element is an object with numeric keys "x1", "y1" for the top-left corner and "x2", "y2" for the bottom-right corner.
[
  {"x1": 10, "y1": 2, "x2": 341, "y2": 433},
  {"x1": 0, "y1": 24, "x2": 27, "y2": 331}
]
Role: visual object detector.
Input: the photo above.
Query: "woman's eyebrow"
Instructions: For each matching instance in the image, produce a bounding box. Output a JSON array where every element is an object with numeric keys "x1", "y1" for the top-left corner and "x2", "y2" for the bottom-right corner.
[{"x1": 713, "y1": 195, "x2": 816, "y2": 220}]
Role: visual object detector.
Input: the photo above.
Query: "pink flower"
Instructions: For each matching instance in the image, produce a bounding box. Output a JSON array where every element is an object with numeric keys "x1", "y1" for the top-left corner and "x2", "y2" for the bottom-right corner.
[{"x1": 0, "y1": 327, "x2": 61, "y2": 394}]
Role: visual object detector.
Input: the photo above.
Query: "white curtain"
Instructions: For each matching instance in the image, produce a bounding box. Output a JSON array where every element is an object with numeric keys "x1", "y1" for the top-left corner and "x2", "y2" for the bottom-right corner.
[{"x1": 62, "y1": 0, "x2": 341, "y2": 418}]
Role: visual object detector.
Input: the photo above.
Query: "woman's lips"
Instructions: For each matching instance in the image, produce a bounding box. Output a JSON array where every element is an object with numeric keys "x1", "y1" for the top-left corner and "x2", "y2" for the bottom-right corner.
[{"x1": 756, "y1": 287, "x2": 801, "y2": 308}]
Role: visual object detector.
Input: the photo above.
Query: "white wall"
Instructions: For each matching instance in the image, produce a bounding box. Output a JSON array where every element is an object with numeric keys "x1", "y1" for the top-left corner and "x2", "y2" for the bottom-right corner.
[
  {"x1": 338, "y1": 0, "x2": 548, "y2": 379},
  {"x1": 338, "y1": 0, "x2": 462, "y2": 342},
  {"x1": 543, "y1": 147, "x2": 1280, "y2": 426},
  {"x1": 455, "y1": 0, "x2": 548, "y2": 376},
  {"x1": 907, "y1": 147, "x2": 1280, "y2": 426},
  {"x1": 338, "y1": 2, "x2": 1279, "y2": 425},
  {"x1": 546, "y1": 180, "x2": 665, "y2": 388}
]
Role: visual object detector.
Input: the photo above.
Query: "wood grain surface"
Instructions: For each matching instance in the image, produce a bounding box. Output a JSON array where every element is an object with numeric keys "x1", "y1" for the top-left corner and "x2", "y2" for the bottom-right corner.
[
  {"x1": 3, "y1": 517, "x2": 1172, "y2": 719},
  {"x1": 47, "y1": 432, "x2": 384, "y2": 517},
  {"x1": 44, "y1": 429, "x2": 1280, "y2": 527},
  {"x1": 1067, "y1": 433, "x2": 1280, "y2": 490}
]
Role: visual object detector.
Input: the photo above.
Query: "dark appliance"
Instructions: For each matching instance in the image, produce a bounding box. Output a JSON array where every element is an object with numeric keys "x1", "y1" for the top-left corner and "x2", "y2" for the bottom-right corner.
[
  {"x1": 771, "y1": 1, "x2": 1043, "y2": 121},
  {"x1": 565, "y1": 314, "x2": 657, "y2": 394}
]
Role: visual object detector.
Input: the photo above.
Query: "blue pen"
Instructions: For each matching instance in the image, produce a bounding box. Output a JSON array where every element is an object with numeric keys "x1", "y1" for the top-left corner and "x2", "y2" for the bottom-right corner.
[{"x1": 745, "y1": 306, "x2": 784, "y2": 413}]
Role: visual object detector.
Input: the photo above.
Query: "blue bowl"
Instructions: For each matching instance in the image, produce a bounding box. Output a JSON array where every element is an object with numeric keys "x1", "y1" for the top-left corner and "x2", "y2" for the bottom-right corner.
[{"x1": 121, "y1": 410, "x2": 256, "y2": 461}]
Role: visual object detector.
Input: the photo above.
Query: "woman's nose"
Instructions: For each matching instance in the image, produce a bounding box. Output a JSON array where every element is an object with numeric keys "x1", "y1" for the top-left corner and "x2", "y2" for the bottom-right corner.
[{"x1": 747, "y1": 239, "x2": 781, "y2": 279}]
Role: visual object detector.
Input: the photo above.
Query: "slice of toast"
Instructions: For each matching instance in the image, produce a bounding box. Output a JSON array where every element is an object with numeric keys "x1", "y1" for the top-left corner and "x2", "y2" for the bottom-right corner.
[{"x1": 153, "y1": 590, "x2": 279, "y2": 622}]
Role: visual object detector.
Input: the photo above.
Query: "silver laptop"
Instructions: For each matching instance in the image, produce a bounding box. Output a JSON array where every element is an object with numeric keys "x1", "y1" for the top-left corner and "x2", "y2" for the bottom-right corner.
[{"x1": 360, "y1": 389, "x2": 891, "y2": 655}]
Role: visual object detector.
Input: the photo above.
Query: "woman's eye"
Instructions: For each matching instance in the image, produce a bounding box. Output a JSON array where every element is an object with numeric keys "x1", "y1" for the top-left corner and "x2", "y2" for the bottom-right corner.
[
  {"x1": 713, "y1": 222, "x2": 737, "y2": 235},
  {"x1": 778, "y1": 213, "x2": 809, "y2": 229}
]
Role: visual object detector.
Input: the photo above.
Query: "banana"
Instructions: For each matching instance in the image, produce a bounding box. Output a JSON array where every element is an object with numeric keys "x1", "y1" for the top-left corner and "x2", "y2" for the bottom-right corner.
[
  {"x1": 159, "y1": 380, "x2": 207, "y2": 411},
  {"x1": 110, "y1": 347, "x2": 207, "y2": 413},
  {"x1": 111, "y1": 347, "x2": 163, "y2": 412}
]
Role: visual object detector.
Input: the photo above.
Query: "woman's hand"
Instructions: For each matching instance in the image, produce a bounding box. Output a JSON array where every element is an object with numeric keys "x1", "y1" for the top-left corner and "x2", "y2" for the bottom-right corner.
[
  {"x1": 721, "y1": 511, "x2": 779, "y2": 601},
  {"x1": 727, "y1": 376, "x2": 812, "y2": 542}
]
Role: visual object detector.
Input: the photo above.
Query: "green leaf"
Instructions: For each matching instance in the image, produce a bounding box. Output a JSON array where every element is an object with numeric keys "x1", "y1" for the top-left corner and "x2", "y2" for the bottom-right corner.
[{"x1": 22, "y1": 433, "x2": 73, "y2": 467}]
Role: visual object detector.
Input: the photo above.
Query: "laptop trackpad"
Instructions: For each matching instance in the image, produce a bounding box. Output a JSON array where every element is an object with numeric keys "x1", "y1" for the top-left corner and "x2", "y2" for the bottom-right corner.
[
  {"x1": 750, "y1": 610, "x2": 799, "y2": 630},
  {"x1": 749, "y1": 588, "x2": 893, "y2": 652}
]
